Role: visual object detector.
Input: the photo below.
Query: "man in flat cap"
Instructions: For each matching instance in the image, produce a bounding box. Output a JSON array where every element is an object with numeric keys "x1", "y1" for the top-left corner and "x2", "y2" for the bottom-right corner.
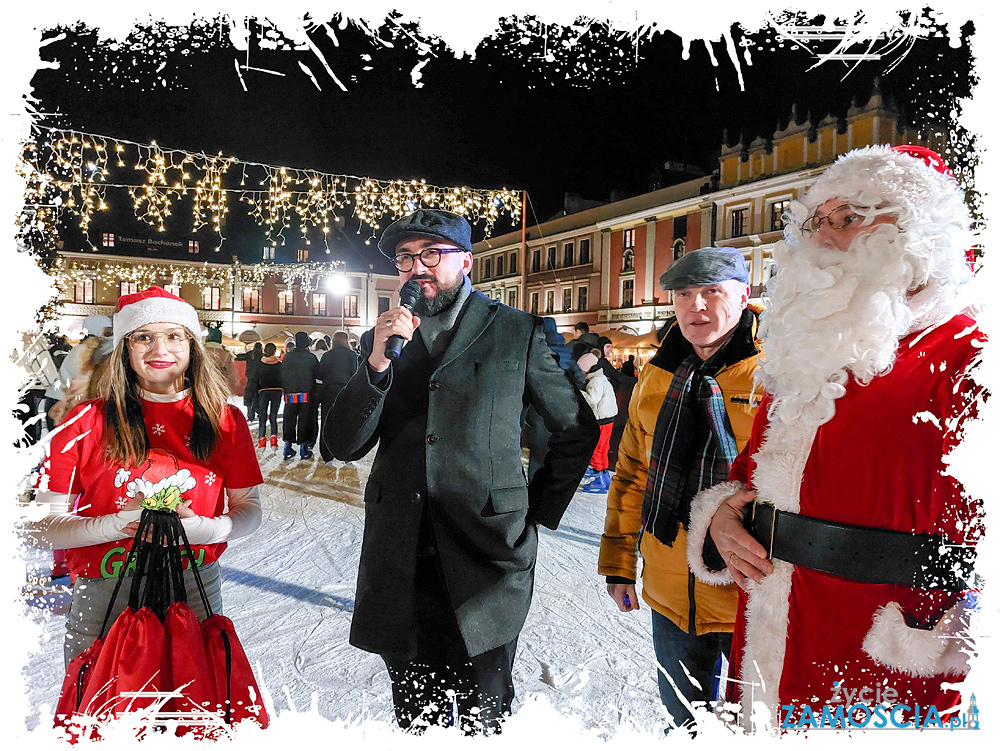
[
  {"x1": 598, "y1": 246, "x2": 764, "y2": 733},
  {"x1": 326, "y1": 208, "x2": 597, "y2": 734}
]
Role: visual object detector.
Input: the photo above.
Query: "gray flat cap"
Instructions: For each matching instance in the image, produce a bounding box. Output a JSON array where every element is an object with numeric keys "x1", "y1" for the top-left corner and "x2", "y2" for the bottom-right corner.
[{"x1": 658, "y1": 246, "x2": 749, "y2": 290}]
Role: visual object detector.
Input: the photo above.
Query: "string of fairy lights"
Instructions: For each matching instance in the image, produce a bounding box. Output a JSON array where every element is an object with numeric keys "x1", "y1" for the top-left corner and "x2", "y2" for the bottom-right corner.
[
  {"x1": 48, "y1": 255, "x2": 356, "y2": 297},
  {"x1": 19, "y1": 125, "x2": 523, "y2": 251}
]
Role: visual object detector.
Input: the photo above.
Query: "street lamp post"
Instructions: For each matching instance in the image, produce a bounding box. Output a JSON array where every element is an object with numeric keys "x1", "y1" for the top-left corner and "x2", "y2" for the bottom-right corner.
[{"x1": 326, "y1": 272, "x2": 350, "y2": 333}]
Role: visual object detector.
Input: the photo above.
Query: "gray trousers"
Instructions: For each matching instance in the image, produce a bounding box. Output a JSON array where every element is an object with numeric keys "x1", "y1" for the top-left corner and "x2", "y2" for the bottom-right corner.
[{"x1": 64, "y1": 562, "x2": 222, "y2": 667}]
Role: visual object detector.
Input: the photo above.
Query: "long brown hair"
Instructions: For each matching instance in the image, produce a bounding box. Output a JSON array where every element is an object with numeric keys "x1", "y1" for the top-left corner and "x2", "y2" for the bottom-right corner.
[{"x1": 93, "y1": 328, "x2": 232, "y2": 466}]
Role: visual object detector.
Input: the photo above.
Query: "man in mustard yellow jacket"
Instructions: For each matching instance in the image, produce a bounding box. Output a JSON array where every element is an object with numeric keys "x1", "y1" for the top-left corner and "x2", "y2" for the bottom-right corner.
[{"x1": 598, "y1": 247, "x2": 763, "y2": 732}]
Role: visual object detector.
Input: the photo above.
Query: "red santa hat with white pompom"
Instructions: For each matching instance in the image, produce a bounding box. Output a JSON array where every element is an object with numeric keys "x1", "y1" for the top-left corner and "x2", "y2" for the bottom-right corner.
[{"x1": 112, "y1": 286, "x2": 203, "y2": 347}]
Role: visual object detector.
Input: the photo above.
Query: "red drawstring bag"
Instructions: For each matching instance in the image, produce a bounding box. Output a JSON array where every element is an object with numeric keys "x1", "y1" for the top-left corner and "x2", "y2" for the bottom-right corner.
[
  {"x1": 202, "y1": 614, "x2": 269, "y2": 728},
  {"x1": 76, "y1": 607, "x2": 166, "y2": 725},
  {"x1": 54, "y1": 504, "x2": 267, "y2": 739},
  {"x1": 53, "y1": 636, "x2": 104, "y2": 732}
]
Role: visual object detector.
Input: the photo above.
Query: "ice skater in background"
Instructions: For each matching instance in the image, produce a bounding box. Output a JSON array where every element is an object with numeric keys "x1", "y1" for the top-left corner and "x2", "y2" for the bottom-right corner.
[{"x1": 572, "y1": 341, "x2": 617, "y2": 494}]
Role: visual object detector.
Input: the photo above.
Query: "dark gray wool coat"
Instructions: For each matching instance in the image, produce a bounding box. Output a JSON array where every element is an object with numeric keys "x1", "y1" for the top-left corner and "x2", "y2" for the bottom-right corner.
[{"x1": 326, "y1": 290, "x2": 598, "y2": 660}]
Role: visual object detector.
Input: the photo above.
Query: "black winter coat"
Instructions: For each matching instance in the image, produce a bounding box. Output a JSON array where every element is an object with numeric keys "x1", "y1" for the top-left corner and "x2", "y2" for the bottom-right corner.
[
  {"x1": 326, "y1": 291, "x2": 598, "y2": 660},
  {"x1": 281, "y1": 350, "x2": 318, "y2": 394}
]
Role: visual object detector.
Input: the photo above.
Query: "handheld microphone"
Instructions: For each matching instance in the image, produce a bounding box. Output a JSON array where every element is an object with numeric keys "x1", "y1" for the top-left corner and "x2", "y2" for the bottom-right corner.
[{"x1": 384, "y1": 279, "x2": 422, "y2": 361}]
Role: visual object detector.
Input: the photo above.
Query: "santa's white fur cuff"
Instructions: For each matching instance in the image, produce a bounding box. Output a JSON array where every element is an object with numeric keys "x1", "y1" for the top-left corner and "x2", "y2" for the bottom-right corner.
[
  {"x1": 687, "y1": 480, "x2": 745, "y2": 586},
  {"x1": 862, "y1": 595, "x2": 976, "y2": 678}
]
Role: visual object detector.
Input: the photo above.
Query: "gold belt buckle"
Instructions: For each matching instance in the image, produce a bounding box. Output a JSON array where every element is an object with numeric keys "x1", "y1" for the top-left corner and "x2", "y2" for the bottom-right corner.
[{"x1": 752, "y1": 500, "x2": 776, "y2": 559}]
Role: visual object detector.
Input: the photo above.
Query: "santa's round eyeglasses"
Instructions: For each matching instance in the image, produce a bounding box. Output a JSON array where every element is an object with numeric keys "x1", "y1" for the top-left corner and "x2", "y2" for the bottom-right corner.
[{"x1": 800, "y1": 204, "x2": 867, "y2": 236}]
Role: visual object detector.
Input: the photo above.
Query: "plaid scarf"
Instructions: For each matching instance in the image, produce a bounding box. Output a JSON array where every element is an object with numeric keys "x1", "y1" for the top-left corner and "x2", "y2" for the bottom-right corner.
[{"x1": 640, "y1": 354, "x2": 739, "y2": 546}]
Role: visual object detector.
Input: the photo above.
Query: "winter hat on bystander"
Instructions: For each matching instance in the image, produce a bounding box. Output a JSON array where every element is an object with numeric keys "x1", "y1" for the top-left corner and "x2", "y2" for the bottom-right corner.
[{"x1": 112, "y1": 286, "x2": 202, "y2": 347}]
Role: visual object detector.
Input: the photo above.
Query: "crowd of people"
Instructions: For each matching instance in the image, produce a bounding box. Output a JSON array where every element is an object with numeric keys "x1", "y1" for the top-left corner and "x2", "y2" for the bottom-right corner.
[{"x1": 18, "y1": 144, "x2": 986, "y2": 737}]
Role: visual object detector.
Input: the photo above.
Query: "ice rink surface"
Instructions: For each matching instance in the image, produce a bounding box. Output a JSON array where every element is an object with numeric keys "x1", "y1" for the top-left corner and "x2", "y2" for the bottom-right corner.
[{"x1": 20, "y1": 441, "x2": 667, "y2": 737}]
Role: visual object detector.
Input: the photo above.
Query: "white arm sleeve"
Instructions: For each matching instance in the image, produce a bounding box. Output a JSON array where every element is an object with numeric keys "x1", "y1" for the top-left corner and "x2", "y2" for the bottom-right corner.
[
  {"x1": 25, "y1": 491, "x2": 142, "y2": 549},
  {"x1": 179, "y1": 486, "x2": 262, "y2": 545}
]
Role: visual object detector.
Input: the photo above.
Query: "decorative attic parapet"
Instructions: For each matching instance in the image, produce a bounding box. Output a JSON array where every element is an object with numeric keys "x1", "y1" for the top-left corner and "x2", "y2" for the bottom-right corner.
[{"x1": 717, "y1": 80, "x2": 945, "y2": 189}]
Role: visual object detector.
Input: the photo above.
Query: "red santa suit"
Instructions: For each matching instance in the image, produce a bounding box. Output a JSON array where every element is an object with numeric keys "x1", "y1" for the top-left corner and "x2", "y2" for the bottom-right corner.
[{"x1": 689, "y1": 313, "x2": 983, "y2": 727}]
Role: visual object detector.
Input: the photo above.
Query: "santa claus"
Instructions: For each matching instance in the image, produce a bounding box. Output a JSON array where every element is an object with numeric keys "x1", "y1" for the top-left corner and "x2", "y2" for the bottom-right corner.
[{"x1": 686, "y1": 145, "x2": 985, "y2": 729}]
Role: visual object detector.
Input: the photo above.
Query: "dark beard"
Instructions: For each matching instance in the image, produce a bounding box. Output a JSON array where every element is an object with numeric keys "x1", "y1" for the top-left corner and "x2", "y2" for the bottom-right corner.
[{"x1": 412, "y1": 275, "x2": 465, "y2": 317}]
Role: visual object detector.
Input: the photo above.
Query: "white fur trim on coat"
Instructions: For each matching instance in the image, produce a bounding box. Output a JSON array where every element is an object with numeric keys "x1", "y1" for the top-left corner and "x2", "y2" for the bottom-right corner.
[
  {"x1": 738, "y1": 414, "x2": 818, "y2": 726},
  {"x1": 862, "y1": 595, "x2": 977, "y2": 678},
  {"x1": 686, "y1": 480, "x2": 745, "y2": 586}
]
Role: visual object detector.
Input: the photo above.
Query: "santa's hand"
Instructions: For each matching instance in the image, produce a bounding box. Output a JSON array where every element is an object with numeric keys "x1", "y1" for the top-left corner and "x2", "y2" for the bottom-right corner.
[
  {"x1": 709, "y1": 487, "x2": 773, "y2": 591},
  {"x1": 175, "y1": 499, "x2": 195, "y2": 518}
]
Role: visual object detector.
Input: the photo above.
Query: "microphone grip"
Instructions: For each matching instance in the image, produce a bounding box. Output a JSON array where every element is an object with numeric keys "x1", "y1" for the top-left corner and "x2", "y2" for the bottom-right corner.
[
  {"x1": 384, "y1": 333, "x2": 406, "y2": 361},
  {"x1": 382, "y1": 280, "x2": 422, "y2": 362}
]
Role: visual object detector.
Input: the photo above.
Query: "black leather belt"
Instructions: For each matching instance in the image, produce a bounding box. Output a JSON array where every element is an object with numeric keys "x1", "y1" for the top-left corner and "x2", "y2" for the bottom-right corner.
[{"x1": 744, "y1": 501, "x2": 976, "y2": 591}]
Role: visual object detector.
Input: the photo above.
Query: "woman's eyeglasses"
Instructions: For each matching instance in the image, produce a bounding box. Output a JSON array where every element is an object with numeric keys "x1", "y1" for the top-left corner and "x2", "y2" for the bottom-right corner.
[{"x1": 127, "y1": 331, "x2": 192, "y2": 352}]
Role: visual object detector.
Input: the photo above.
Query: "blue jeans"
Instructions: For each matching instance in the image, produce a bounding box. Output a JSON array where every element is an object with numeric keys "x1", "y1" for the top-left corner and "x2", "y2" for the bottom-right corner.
[
  {"x1": 651, "y1": 608, "x2": 732, "y2": 730},
  {"x1": 256, "y1": 390, "x2": 282, "y2": 440}
]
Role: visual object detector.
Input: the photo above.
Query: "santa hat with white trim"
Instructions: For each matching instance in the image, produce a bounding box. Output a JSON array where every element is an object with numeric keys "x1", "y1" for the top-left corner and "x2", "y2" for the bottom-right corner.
[{"x1": 113, "y1": 286, "x2": 202, "y2": 347}]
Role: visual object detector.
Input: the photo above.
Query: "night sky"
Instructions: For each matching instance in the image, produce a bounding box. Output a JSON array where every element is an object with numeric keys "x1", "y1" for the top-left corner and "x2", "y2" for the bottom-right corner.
[{"x1": 25, "y1": 11, "x2": 977, "y2": 263}]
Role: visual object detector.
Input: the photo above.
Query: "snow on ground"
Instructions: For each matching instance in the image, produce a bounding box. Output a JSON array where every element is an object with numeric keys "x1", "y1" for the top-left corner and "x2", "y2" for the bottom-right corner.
[{"x1": 19, "y1": 429, "x2": 667, "y2": 737}]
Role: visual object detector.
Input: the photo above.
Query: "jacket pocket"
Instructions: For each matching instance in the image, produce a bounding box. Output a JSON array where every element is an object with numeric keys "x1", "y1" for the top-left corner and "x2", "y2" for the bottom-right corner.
[
  {"x1": 364, "y1": 481, "x2": 381, "y2": 505},
  {"x1": 486, "y1": 485, "x2": 527, "y2": 515}
]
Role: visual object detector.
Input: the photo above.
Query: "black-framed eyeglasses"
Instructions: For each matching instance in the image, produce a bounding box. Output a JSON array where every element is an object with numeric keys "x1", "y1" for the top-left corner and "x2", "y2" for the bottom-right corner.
[
  {"x1": 800, "y1": 204, "x2": 867, "y2": 236},
  {"x1": 126, "y1": 330, "x2": 192, "y2": 352},
  {"x1": 392, "y1": 247, "x2": 467, "y2": 272}
]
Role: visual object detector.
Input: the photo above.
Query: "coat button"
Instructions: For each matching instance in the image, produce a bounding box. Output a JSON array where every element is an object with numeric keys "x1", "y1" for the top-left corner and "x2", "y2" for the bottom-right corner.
[
  {"x1": 427, "y1": 434, "x2": 438, "y2": 445},
  {"x1": 429, "y1": 381, "x2": 441, "y2": 391},
  {"x1": 411, "y1": 492, "x2": 422, "y2": 503}
]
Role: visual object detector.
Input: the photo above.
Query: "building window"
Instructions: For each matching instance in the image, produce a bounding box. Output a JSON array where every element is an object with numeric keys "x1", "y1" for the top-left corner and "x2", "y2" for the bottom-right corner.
[
  {"x1": 530, "y1": 292, "x2": 539, "y2": 315},
  {"x1": 579, "y1": 238, "x2": 591, "y2": 264},
  {"x1": 311, "y1": 293, "x2": 327, "y2": 316},
  {"x1": 770, "y1": 200, "x2": 790, "y2": 231},
  {"x1": 622, "y1": 249, "x2": 635, "y2": 273},
  {"x1": 242, "y1": 287, "x2": 260, "y2": 313},
  {"x1": 344, "y1": 294, "x2": 359, "y2": 318},
  {"x1": 202, "y1": 286, "x2": 221, "y2": 310},
  {"x1": 562, "y1": 288, "x2": 572, "y2": 313},
  {"x1": 510, "y1": 252, "x2": 518, "y2": 274},
  {"x1": 545, "y1": 290, "x2": 554, "y2": 315},
  {"x1": 495, "y1": 255, "x2": 504, "y2": 277},
  {"x1": 623, "y1": 228, "x2": 635, "y2": 250},
  {"x1": 73, "y1": 279, "x2": 95, "y2": 304},
  {"x1": 483, "y1": 258, "x2": 492, "y2": 279},
  {"x1": 577, "y1": 286, "x2": 588, "y2": 313},
  {"x1": 672, "y1": 238, "x2": 685, "y2": 261},
  {"x1": 546, "y1": 247, "x2": 556, "y2": 270},
  {"x1": 188, "y1": 240, "x2": 199, "y2": 254},
  {"x1": 164, "y1": 284, "x2": 182, "y2": 297},
  {"x1": 731, "y1": 207, "x2": 749, "y2": 237},
  {"x1": 531, "y1": 249, "x2": 541, "y2": 273},
  {"x1": 673, "y1": 216, "x2": 687, "y2": 240},
  {"x1": 278, "y1": 289, "x2": 294, "y2": 314},
  {"x1": 378, "y1": 295, "x2": 392, "y2": 315},
  {"x1": 120, "y1": 281, "x2": 140, "y2": 297},
  {"x1": 102, "y1": 233, "x2": 115, "y2": 248},
  {"x1": 263, "y1": 246, "x2": 276, "y2": 260},
  {"x1": 563, "y1": 242, "x2": 574, "y2": 267},
  {"x1": 507, "y1": 289, "x2": 517, "y2": 309},
  {"x1": 297, "y1": 249, "x2": 309, "y2": 262},
  {"x1": 621, "y1": 279, "x2": 634, "y2": 308}
]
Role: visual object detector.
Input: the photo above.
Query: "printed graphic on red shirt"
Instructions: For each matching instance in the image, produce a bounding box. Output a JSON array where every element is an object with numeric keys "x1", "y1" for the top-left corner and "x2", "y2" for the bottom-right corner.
[{"x1": 114, "y1": 448, "x2": 196, "y2": 511}]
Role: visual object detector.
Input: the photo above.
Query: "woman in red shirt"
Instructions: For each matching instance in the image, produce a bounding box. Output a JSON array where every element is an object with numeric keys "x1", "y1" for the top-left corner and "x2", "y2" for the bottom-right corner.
[{"x1": 28, "y1": 287, "x2": 264, "y2": 665}]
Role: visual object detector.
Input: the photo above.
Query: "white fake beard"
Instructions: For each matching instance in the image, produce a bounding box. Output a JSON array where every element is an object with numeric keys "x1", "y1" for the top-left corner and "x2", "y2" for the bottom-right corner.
[{"x1": 759, "y1": 225, "x2": 916, "y2": 428}]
